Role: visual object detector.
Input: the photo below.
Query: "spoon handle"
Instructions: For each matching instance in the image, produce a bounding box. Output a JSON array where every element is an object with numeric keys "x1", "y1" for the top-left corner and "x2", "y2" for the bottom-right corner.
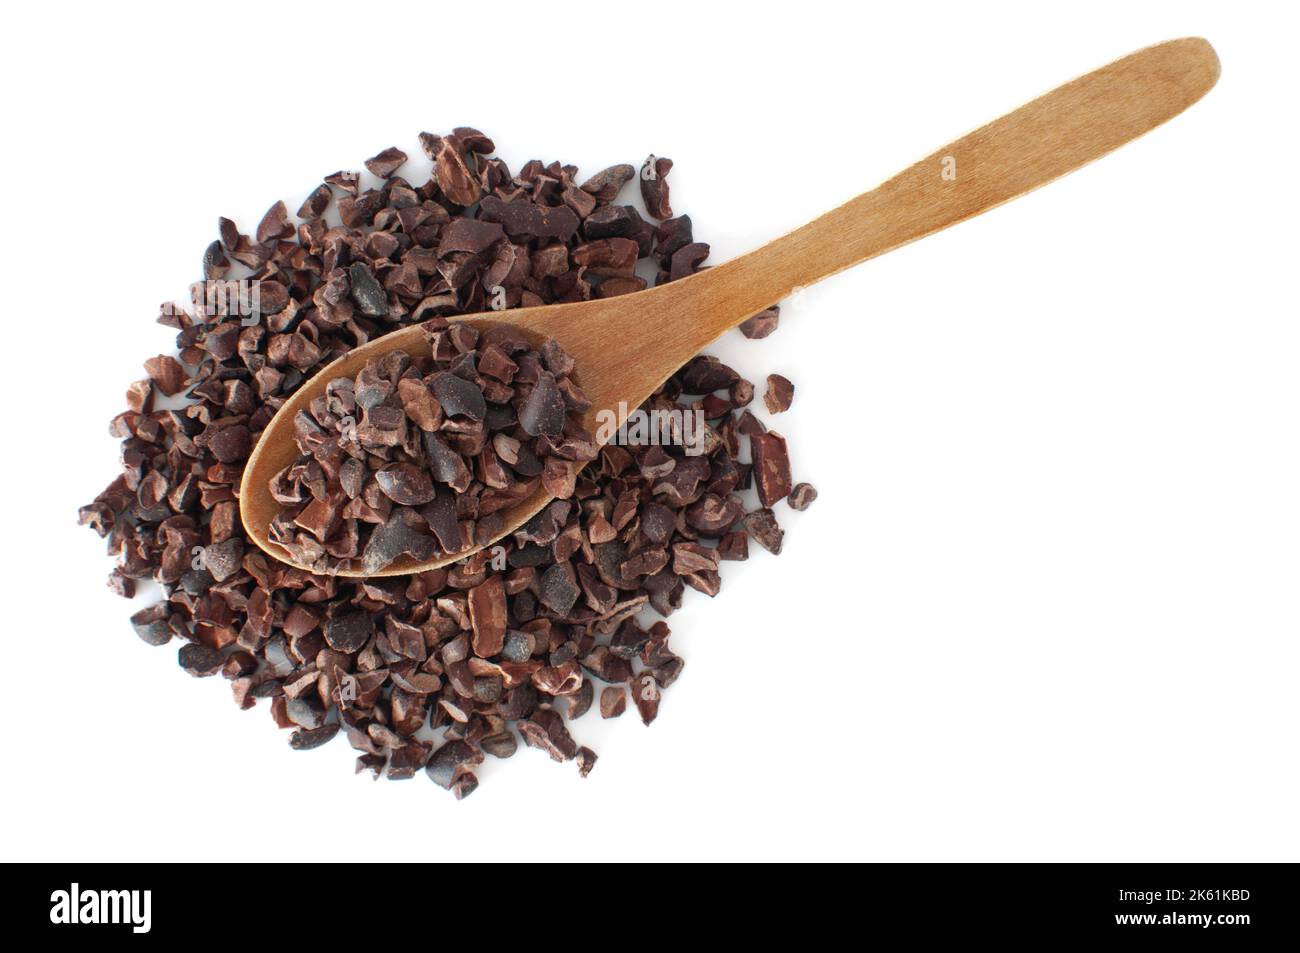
[{"x1": 670, "y1": 37, "x2": 1218, "y2": 342}]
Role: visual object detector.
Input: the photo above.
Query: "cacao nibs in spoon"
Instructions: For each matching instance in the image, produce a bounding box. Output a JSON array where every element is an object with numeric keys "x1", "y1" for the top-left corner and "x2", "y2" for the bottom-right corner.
[
  {"x1": 266, "y1": 326, "x2": 595, "y2": 575},
  {"x1": 78, "y1": 128, "x2": 817, "y2": 797}
]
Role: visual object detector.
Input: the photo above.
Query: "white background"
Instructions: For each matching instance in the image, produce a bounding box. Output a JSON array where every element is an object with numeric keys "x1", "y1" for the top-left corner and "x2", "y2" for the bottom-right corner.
[{"x1": 1, "y1": 1, "x2": 1296, "y2": 862}]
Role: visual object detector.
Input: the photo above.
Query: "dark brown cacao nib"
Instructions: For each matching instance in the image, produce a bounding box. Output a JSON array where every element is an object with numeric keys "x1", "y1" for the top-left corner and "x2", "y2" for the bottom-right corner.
[
  {"x1": 764, "y1": 374, "x2": 794, "y2": 414},
  {"x1": 750, "y1": 432, "x2": 793, "y2": 507}
]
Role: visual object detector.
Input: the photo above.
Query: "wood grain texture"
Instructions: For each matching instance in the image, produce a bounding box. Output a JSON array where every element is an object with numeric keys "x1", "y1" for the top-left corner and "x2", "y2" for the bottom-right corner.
[{"x1": 240, "y1": 37, "x2": 1219, "y2": 576}]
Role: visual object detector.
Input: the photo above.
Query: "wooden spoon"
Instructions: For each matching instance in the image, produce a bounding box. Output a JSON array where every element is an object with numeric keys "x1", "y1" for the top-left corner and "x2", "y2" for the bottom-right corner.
[{"x1": 240, "y1": 37, "x2": 1219, "y2": 577}]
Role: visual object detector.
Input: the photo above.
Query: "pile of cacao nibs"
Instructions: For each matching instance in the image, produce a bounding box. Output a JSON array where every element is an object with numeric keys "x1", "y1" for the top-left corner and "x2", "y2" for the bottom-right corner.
[
  {"x1": 269, "y1": 329, "x2": 596, "y2": 575},
  {"x1": 79, "y1": 128, "x2": 816, "y2": 797}
]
